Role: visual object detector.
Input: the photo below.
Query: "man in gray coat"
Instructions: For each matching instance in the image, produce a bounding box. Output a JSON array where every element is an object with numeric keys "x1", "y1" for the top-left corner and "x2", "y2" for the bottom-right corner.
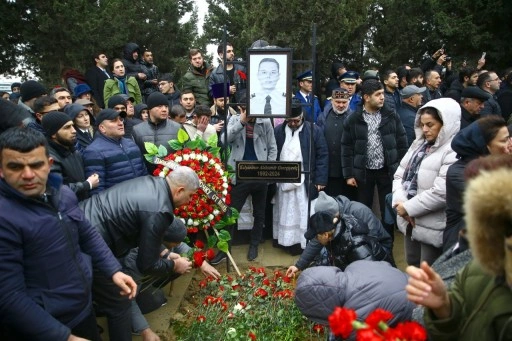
[{"x1": 211, "y1": 92, "x2": 277, "y2": 263}]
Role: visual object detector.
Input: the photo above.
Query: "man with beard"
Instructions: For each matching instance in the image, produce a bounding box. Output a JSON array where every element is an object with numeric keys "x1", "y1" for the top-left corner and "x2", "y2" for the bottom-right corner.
[
  {"x1": 41, "y1": 111, "x2": 99, "y2": 201},
  {"x1": 209, "y1": 42, "x2": 245, "y2": 103},
  {"x1": 181, "y1": 49, "x2": 213, "y2": 105},
  {"x1": 322, "y1": 71, "x2": 361, "y2": 116},
  {"x1": 444, "y1": 67, "x2": 479, "y2": 103},
  {"x1": 140, "y1": 49, "x2": 160, "y2": 101},
  {"x1": 317, "y1": 88, "x2": 356, "y2": 200},
  {"x1": 122, "y1": 42, "x2": 147, "y2": 92},
  {"x1": 273, "y1": 99, "x2": 328, "y2": 255},
  {"x1": 406, "y1": 67, "x2": 424, "y2": 87},
  {"x1": 341, "y1": 79, "x2": 408, "y2": 243},
  {"x1": 382, "y1": 70, "x2": 401, "y2": 112}
]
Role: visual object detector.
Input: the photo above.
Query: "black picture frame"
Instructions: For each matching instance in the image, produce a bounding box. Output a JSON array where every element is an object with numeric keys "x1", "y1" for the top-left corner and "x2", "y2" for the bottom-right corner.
[{"x1": 247, "y1": 48, "x2": 292, "y2": 118}]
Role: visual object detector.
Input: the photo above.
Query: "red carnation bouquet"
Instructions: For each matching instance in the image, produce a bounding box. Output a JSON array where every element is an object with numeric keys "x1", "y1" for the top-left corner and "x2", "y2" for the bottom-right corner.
[{"x1": 328, "y1": 307, "x2": 427, "y2": 341}]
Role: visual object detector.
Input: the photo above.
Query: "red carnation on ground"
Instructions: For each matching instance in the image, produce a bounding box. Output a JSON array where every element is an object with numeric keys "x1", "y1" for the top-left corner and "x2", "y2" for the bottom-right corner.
[
  {"x1": 193, "y1": 251, "x2": 205, "y2": 267},
  {"x1": 365, "y1": 308, "x2": 394, "y2": 330},
  {"x1": 328, "y1": 307, "x2": 356, "y2": 339}
]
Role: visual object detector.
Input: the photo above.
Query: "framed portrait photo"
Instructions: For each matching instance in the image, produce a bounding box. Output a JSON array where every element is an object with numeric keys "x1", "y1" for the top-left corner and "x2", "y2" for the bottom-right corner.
[{"x1": 247, "y1": 48, "x2": 292, "y2": 118}]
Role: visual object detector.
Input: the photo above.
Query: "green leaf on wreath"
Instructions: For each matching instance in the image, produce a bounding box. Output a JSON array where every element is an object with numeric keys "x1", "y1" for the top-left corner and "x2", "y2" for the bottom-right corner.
[
  {"x1": 144, "y1": 142, "x2": 158, "y2": 155},
  {"x1": 185, "y1": 139, "x2": 200, "y2": 150},
  {"x1": 207, "y1": 235, "x2": 217, "y2": 248},
  {"x1": 217, "y1": 240, "x2": 229, "y2": 252},
  {"x1": 197, "y1": 138, "x2": 208, "y2": 150},
  {"x1": 168, "y1": 139, "x2": 183, "y2": 151},
  {"x1": 214, "y1": 219, "x2": 226, "y2": 230},
  {"x1": 218, "y1": 229, "x2": 232, "y2": 242},
  {"x1": 157, "y1": 145, "x2": 168, "y2": 157},
  {"x1": 144, "y1": 154, "x2": 154, "y2": 162},
  {"x1": 207, "y1": 133, "x2": 218, "y2": 148},
  {"x1": 177, "y1": 128, "x2": 189, "y2": 144},
  {"x1": 208, "y1": 146, "x2": 221, "y2": 157}
]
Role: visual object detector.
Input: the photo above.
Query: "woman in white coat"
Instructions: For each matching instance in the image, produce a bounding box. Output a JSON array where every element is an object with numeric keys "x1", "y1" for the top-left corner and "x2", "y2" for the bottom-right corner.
[{"x1": 392, "y1": 98, "x2": 460, "y2": 266}]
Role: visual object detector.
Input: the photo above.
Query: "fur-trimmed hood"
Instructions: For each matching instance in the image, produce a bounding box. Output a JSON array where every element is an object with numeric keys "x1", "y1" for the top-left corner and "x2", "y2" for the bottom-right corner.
[{"x1": 465, "y1": 168, "x2": 512, "y2": 278}]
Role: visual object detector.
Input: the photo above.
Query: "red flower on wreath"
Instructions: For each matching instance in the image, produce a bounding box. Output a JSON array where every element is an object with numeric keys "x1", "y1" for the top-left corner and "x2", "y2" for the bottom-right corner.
[{"x1": 153, "y1": 147, "x2": 231, "y2": 233}]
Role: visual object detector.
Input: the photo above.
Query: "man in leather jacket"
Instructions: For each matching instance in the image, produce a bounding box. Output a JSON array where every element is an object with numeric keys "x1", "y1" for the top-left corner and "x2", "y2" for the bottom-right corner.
[{"x1": 79, "y1": 166, "x2": 219, "y2": 339}]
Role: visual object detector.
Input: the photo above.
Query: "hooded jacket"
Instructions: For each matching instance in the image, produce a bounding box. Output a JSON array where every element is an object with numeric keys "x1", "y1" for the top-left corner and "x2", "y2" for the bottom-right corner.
[
  {"x1": 295, "y1": 262, "x2": 415, "y2": 340},
  {"x1": 443, "y1": 121, "x2": 489, "y2": 251},
  {"x1": 424, "y1": 168, "x2": 512, "y2": 340},
  {"x1": 392, "y1": 98, "x2": 460, "y2": 248},
  {"x1": 122, "y1": 42, "x2": 146, "y2": 87}
]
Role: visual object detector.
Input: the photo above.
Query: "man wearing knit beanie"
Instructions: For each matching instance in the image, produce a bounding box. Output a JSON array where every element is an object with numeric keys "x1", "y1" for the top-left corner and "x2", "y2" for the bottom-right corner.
[
  {"x1": 19, "y1": 80, "x2": 48, "y2": 113},
  {"x1": 132, "y1": 91, "x2": 181, "y2": 172},
  {"x1": 42, "y1": 111, "x2": 99, "y2": 200}
]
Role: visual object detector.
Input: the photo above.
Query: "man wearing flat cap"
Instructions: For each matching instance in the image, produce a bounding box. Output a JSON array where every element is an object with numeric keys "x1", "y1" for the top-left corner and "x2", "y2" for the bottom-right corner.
[
  {"x1": 317, "y1": 88, "x2": 357, "y2": 200},
  {"x1": 83, "y1": 108, "x2": 147, "y2": 195},
  {"x1": 398, "y1": 85, "x2": 426, "y2": 146},
  {"x1": 294, "y1": 70, "x2": 322, "y2": 123},
  {"x1": 459, "y1": 86, "x2": 492, "y2": 129},
  {"x1": 41, "y1": 111, "x2": 99, "y2": 201}
]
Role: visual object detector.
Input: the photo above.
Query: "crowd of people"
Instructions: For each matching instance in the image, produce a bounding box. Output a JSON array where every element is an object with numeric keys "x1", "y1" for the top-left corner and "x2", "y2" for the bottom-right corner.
[{"x1": 1, "y1": 39, "x2": 512, "y2": 340}]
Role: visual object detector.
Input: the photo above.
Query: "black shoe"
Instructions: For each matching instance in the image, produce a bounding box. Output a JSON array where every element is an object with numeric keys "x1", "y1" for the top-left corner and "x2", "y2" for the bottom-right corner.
[
  {"x1": 287, "y1": 244, "x2": 303, "y2": 256},
  {"x1": 247, "y1": 245, "x2": 258, "y2": 261},
  {"x1": 210, "y1": 251, "x2": 227, "y2": 265}
]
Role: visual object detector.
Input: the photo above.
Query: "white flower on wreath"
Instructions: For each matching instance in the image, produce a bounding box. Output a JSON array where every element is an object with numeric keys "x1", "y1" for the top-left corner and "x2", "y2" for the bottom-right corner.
[
  {"x1": 190, "y1": 152, "x2": 196, "y2": 159},
  {"x1": 201, "y1": 155, "x2": 208, "y2": 162},
  {"x1": 175, "y1": 156, "x2": 183, "y2": 163},
  {"x1": 183, "y1": 154, "x2": 190, "y2": 161}
]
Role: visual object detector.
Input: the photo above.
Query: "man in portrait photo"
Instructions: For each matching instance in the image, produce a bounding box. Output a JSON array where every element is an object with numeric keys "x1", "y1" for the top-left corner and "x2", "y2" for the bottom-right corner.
[{"x1": 249, "y1": 57, "x2": 287, "y2": 117}]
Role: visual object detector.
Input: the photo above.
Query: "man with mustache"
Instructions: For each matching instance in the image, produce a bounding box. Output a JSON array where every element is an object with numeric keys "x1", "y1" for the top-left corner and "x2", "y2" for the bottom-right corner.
[{"x1": 41, "y1": 111, "x2": 99, "y2": 201}]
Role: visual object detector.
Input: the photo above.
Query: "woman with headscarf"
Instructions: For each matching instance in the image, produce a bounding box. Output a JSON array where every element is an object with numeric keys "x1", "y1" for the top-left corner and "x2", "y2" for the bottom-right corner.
[
  {"x1": 443, "y1": 115, "x2": 510, "y2": 252},
  {"x1": 392, "y1": 98, "x2": 460, "y2": 266}
]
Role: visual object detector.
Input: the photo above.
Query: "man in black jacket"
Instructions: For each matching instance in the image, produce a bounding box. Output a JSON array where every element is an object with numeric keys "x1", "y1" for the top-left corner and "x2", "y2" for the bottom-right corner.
[
  {"x1": 85, "y1": 51, "x2": 111, "y2": 108},
  {"x1": 341, "y1": 79, "x2": 408, "y2": 240},
  {"x1": 41, "y1": 111, "x2": 99, "y2": 201},
  {"x1": 79, "y1": 166, "x2": 220, "y2": 339}
]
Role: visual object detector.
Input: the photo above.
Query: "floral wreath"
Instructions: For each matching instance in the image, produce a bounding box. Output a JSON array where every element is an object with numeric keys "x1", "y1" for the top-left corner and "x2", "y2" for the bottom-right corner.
[{"x1": 145, "y1": 129, "x2": 240, "y2": 271}]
